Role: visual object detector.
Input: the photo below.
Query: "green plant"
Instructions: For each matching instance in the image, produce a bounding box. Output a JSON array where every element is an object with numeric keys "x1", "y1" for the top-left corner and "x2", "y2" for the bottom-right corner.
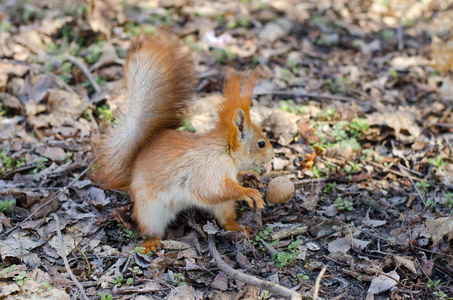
[
  {"x1": 97, "y1": 292, "x2": 113, "y2": 300},
  {"x1": 323, "y1": 183, "x2": 336, "y2": 193},
  {"x1": 425, "y1": 200, "x2": 436, "y2": 210},
  {"x1": 171, "y1": 273, "x2": 187, "y2": 286},
  {"x1": 335, "y1": 197, "x2": 354, "y2": 211},
  {"x1": 286, "y1": 57, "x2": 300, "y2": 74},
  {"x1": 97, "y1": 105, "x2": 113, "y2": 124},
  {"x1": 315, "y1": 107, "x2": 336, "y2": 121},
  {"x1": 1, "y1": 264, "x2": 17, "y2": 278},
  {"x1": 124, "y1": 22, "x2": 155, "y2": 36},
  {"x1": 0, "y1": 21, "x2": 11, "y2": 32},
  {"x1": 381, "y1": 29, "x2": 395, "y2": 41},
  {"x1": 427, "y1": 279, "x2": 441, "y2": 288},
  {"x1": 0, "y1": 199, "x2": 16, "y2": 214},
  {"x1": 297, "y1": 273, "x2": 309, "y2": 280},
  {"x1": 389, "y1": 69, "x2": 398, "y2": 79},
  {"x1": 112, "y1": 276, "x2": 123, "y2": 287},
  {"x1": 3, "y1": 156, "x2": 13, "y2": 169},
  {"x1": 311, "y1": 166, "x2": 322, "y2": 178},
  {"x1": 31, "y1": 157, "x2": 48, "y2": 174},
  {"x1": 279, "y1": 68, "x2": 292, "y2": 83},
  {"x1": 86, "y1": 42, "x2": 104, "y2": 64},
  {"x1": 415, "y1": 180, "x2": 430, "y2": 195},
  {"x1": 332, "y1": 126, "x2": 347, "y2": 141},
  {"x1": 262, "y1": 290, "x2": 270, "y2": 299},
  {"x1": 13, "y1": 271, "x2": 28, "y2": 286},
  {"x1": 344, "y1": 161, "x2": 360, "y2": 172},
  {"x1": 272, "y1": 240, "x2": 301, "y2": 267},
  {"x1": 325, "y1": 76, "x2": 350, "y2": 93},
  {"x1": 433, "y1": 291, "x2": 447, "y2": 299},
  {"x1": 212, "y1": 47, "x2": 234, "y2": 64},
  {"x1": 127, "y1": 266, "x2": 143, "y2": 285},
  {"x1": 277, "y1": 100, "x2": 307, "y2": 115},
  {"x1": 349, "y1": 118, "x2": 369, "y2": 137},
  {"x1": 442, "y1": 193, "x2": 453, "y2": 208},
  {"x1": 252, "y1": 226, "x2": 276, "y2": 252},
  {"x1": 37, "y1": 281, "x2": 53, "y2": 294},
  {"x1": 427, "y1": 155, "x2": 447, "y2": 172},
  {"x1": 338, "y1": 137, "x2": 360, "y2": 150},
  {"x1": 119, "y1": 225, "x2": 140, "y2": 242},
  {"x1": 15, "y1": 157, "x2": 26, "y2": 168},
  {"x1": 60, "y1": 153, "x2": 72, "y2": 164}
]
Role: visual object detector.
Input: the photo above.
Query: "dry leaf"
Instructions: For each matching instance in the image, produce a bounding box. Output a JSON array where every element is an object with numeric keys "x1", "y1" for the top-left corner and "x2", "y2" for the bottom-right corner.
[
  {"x1": 300, "y1": 153, "x2": 316, "y2": 171},
  {"x1": 211, "y1": 272, "x2": 229, "y2": 291},
  {"x1": 393, "y1": 255, "x2": 417, "y2": 274},
  {"x1": 367, "y1": 111, "x2": 421, "y2": 143},
  {"x1": 431, "y1": 35, "x2": 453, "y2": 73},
  {"x1": 366, "y1": 270, "x2": 400, "y2": 300},
  {"x1": 426, "y1": 217, "x2": 453, "y2": 246}
]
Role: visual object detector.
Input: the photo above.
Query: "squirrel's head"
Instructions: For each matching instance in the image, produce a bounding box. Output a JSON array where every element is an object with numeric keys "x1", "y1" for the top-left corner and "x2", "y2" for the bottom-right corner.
[
  {"x1": 230, "y1": 108, "x2": 274, "y2": 170},
  {"x1": 216, "y1": 70, "x2": 274, "y2": 170}
]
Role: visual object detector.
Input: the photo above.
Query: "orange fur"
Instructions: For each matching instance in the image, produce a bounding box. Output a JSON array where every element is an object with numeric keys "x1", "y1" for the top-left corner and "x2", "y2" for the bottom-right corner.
[
  {"x1": 216, "y1": 69, "x2": 259, "y2": 151},
  {"x1": 95, "y1": 32, "x2": 195, "y2": 190}
]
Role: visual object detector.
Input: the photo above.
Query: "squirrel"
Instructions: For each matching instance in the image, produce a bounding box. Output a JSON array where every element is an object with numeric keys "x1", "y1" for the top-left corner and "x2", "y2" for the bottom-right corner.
[{"x1": 95, "y1": 33, "x2": 274, "y2": 253}]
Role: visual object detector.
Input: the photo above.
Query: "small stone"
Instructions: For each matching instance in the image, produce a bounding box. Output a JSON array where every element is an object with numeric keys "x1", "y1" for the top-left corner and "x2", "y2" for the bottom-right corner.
[{"x1": 306, "y1": 242, "x2": 320, "y2": 251}]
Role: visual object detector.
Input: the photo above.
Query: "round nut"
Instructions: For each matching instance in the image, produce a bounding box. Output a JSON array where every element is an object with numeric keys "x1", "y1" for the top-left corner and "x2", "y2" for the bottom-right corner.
[{"x1": 266, "y1": 176, "x2": 295, "y2": 204}]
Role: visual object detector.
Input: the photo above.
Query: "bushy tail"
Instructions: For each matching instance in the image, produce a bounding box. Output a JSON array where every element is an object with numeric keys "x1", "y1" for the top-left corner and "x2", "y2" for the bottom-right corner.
[{"x1": 95, "y1": 33, "x2": 195, "y2": 190}]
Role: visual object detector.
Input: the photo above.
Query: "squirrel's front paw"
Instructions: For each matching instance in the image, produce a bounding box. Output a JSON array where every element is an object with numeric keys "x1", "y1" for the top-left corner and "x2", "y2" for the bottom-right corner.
[
  {"x1": 238, "y1": 171, "x2": 262, "y2": 189},
  {"x1": 244, "y1": 188, "x2": 265, "y2": 209}
]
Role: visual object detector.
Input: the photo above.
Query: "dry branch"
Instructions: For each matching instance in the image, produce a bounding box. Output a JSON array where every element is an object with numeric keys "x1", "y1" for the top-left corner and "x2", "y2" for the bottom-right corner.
[
  {"x1": 208, "y1": 234, "x2": 309, "y2": 300},
  {"x1": 64, "y1": 54, "x2": 101, "y2": 93},
  {"x1": 52, "y1": 213, "x2": 89, "y2": 300},
  {"x1": 313, "y1": 265, "x2": 327, "y2": 300}
]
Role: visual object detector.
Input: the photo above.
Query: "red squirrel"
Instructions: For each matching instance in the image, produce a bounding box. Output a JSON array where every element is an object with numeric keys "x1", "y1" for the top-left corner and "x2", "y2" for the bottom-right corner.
[{"x1": 95, "y1": 33, "x2": 274, "y2": 253}]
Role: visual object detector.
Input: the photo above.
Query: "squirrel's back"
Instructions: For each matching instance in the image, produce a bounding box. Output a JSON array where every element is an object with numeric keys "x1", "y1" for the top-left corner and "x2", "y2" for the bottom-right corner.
[{"x1": 95, "y1": 33, "x2": 196, "y2": 190}]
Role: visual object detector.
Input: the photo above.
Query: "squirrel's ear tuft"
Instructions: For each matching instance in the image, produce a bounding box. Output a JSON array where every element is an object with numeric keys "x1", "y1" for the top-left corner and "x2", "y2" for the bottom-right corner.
[{"x1": 233, "y1": 108, "x2": 246, "y2": 136}]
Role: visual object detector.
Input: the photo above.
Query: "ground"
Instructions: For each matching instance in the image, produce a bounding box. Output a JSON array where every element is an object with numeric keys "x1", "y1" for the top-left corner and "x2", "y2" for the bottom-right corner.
[{"x1": 0, "y1": 0, "x2": 453, "y2": 299}]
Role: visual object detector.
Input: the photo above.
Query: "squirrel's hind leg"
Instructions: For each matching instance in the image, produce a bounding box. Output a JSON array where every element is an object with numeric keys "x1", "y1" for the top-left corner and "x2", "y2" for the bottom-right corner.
[
  {"x1": 209, "y1": 201, "x2": 252, "y2": 237},
  {"x1": 132, "y1": 189, "x2": 176, "y2": 254}
]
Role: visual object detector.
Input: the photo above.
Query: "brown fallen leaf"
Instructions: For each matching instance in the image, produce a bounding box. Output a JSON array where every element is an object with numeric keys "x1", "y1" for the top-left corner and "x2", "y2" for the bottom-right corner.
[
  {"x1": 431, "y1": 35, "x2": 453, "y2": 73},
  {"x1": 211, "y1": 272, "x2": 229, "y2": 291},
  {"x1": 300, "y1": 122, "x2": 319, "y2": 144},
  {"x1": 30, "y1": 191, "x2": 60, "y2": 219},
  {"x1": 111, "y1": 205, "x2": 133, "y2": 230},
  {"x1": 366, "y1": 270, "x2": 400, "y2": 300},
  {"x1": 300, "y1": 153, "x2": 316, "y2": 171},
  {"x1": 426, "y1": 216, "x2": 453, "y2": 246},
  {"x1": 393, "y1": 255, "x2": 417, "y2": 274}
]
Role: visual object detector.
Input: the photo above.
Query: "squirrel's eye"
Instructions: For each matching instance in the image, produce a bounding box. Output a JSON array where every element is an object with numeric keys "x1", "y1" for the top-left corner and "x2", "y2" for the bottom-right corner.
[{"x1": 258, "y1": 141, "x2": 265, "y2": 148}]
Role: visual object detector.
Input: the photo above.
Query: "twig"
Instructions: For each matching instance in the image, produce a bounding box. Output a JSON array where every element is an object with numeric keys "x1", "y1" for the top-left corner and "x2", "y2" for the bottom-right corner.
[
  {"x1": 396, "y1": 24, "x2": 404, "y2": 51},
  {"x1": 73, "y1": 227, "x2": 91, "y2": 276},
  {"x1": 366, "y1": 160, "x2": 423, "y2": 182},
  {"x1": 293, "y1": 178, "x2": 329, "y2": 185},
  {"x1": 397, "y1": 164, "x2": 424, "y2": 202},
  {"x1": 208, "y1": 234, "x2": 308, "y2": 300},
  {"x1": 313, "y1": 265, "x2": 327, "y2": 300},
  {"x1": 270, "y1": 226, "x2": 308, "y2": 241},
  {"x1": 52, "y1": 213, "x2": 89, "y2": 300},
  {"x1": 1, "y1": 160, "x2": 96, "y2": 238},
  {"x1": 433, "y1": 123, "x2": 453, "y2": 129},
  {"x1": 417, "y1": 258, "x2": 445, "y2": 296},
  {"x1": 64, "y1": 54, "x2": 101, "y2": 93},
  {"x1": 254, "y1": 90, "x2": 369, "y2": 105}
]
